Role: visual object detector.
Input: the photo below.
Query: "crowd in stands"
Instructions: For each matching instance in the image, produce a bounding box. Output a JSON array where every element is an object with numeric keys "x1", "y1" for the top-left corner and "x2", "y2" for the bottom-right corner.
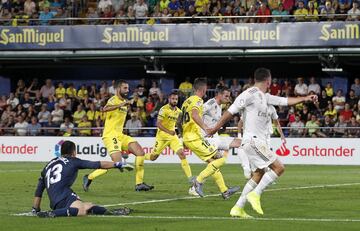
[
  {"x1": 0, "y1": 0, "x2": 359, "y2": 26},
  {"x1": 0, "y1": 76, "x2": 359, "y2": 137}
]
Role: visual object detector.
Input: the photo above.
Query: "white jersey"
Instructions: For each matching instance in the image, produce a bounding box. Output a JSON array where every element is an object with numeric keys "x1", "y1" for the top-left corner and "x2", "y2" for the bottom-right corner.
[
  {"x1": 201, "y1": 98, "x2": 222, "y2": 136},
  {"x1": 228, "y1": 87, "x2": 287, "y2": 143}
]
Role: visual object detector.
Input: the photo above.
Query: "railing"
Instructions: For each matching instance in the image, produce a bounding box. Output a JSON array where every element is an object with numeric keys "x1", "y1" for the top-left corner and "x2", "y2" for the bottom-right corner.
[{"x1": 0, "y1": 13, "x2": 356, "y2": 25}]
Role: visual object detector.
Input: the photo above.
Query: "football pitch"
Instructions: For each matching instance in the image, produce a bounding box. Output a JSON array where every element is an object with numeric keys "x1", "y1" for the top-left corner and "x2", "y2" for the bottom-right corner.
[{"x1": 0, "y1": 162, "x2": 359, "y2": 231}]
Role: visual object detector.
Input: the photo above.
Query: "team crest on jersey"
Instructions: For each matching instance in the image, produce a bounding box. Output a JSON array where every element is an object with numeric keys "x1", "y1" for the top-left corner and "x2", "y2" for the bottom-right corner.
[{"x1": 196, "y1": 100, "x2": 202, "y2": 107}]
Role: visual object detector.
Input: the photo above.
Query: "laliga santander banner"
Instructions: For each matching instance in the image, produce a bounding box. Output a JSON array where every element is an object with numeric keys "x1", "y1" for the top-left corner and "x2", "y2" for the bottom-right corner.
[{"x1": 0, "y1": 137, "x2": 359, "y2": 165}]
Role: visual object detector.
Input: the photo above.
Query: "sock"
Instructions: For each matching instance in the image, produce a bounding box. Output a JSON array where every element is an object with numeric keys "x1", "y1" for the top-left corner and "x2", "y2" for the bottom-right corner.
[
  {"x1": 135, "y1": 156, "x2": 145, "y2": 185},
  {"x1": 53, "y1": 207, "x2": 79, "y2": 217},
  {"x1": 254, "y1": 170, "x2": 278, "y2": 195},
  {"x1": 235, "y1": 179, "x2": 258, "y2": 208},
  {"x1": 212, "y1": 169, "x2": 228, "y2": 193},
  {"x1": 88, "y1": 205, "x2": 107, "y2": 215},
  {"x1": 196, "y1": 157, "x2": 225, "y2": 183},
  {"x1": 238, "y1": 148, "x2": 250, "y2": 171},
  {"x1": 180, "y1": 159, "x2": 192, "y2": 178},
  {"x1": 144, "y1": 153, "x2": 152, "y2": 160},
  {"x1": 88, "y1": 169, "x2": 108, "y2": 180}
]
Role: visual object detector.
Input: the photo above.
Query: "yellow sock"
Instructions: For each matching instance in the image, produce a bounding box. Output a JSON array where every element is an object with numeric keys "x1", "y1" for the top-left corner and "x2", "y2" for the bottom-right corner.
[
  {"x1": 196, "y1": 157, "x2": 225, "y2": 183},
  {"x1": 88, "y1": 169, "x2": 108, "y2": 180},
  {"x1": 212, "y1": 170, "x2": 228, "y2": 193},
  {"x1": 135, "y1": 156, "x2": 145, "y2": 185},
  {"x1": 144, "y1": 153, "x2": 152, "y2": 160},
  {"x1": 180, "y1": 159, "x2": 192, "y2": 178}
]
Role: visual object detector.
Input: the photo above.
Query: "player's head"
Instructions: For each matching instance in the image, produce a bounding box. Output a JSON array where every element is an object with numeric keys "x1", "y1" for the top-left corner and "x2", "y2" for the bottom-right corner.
[
  {"x1": 193, "y1": 78, "x2": 207, "y2": 97},
  {"x1": 116, "y1": 80, "x2": 129, "y2": 99},
  {"x1": 61, "y1": 140, "x2": 76, "y2": 158},
  {"x1": 254, "y1": 68, "x2": 272, "y2": 89},
  {"x1": 168, "y1": 91, "x2": 179, "y2": 107},
  {"x1": 215, "y1": 86, "x2": 231, "y2": 104}
]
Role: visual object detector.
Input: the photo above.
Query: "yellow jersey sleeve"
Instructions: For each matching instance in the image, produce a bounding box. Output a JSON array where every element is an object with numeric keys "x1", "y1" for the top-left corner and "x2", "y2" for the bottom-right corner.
[
  {"x1": 156, "y1": 105, "x2": 181, "y2": 140},
  {"x1": 181, "y1": 95, "x2": 203, "y2": 142},
  {"x1": 102, "y1": 96, "x2": 128, "y2": 137}
]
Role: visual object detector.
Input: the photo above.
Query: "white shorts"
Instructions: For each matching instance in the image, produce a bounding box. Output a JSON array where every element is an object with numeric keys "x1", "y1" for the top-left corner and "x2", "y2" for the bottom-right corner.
[
  {"x1": 242, "y1": 137, "x2": 277, "y2": 172},
  {"x1": 206, "y1": 135, "x2": 232, "y2": 150}
]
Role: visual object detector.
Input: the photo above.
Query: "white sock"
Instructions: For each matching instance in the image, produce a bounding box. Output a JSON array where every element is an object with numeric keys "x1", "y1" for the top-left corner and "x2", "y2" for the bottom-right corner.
[
  {"x1": 235, "y1": 179, "x2": 257, "y2": 208},
  {"x1": 254, "y1": 170, "x2": 278, "y2": 195}
]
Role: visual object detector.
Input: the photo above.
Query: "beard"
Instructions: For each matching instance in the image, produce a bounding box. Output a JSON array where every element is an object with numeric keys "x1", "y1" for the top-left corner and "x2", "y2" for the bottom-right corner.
[
  {"x1": 120, "y1": 91, "x2": 129, "y2": 99},
  {"x1": 170, "y1": 102, "x2": 177, "y2": 107}
]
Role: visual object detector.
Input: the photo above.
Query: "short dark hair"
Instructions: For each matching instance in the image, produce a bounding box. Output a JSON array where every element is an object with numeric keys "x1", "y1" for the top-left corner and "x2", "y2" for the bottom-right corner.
[
  {"x1": 254, "y1": 68, "x2": 271, "y2": 82},
  {"x1": 169, "y1": 91, "x2": 178, "y2": 97},
  {"x1": 215, "y1": 86, "x2": 230, "y2": 95},
  {"x1": 193, "y1": 78, "x2": 207, "y2": 91},
  {"x1": 61, "y1": 141, "x2": 76, "y2": 157},
  {"x1": 116, "y1": 80, "x2": 128, "y2": 88}
]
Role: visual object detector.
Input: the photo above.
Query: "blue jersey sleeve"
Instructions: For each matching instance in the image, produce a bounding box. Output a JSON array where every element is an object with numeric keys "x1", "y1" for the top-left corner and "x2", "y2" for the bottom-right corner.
[
  {"x1": 73, "y1": 158, "x2": 101, "y2": 169},
  {"x1": 34, "y1": 170, "x2": 45, "y2": 197}
]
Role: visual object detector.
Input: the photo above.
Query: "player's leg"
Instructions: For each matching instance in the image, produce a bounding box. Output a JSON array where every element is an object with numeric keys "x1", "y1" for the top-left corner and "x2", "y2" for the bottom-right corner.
[
  {"x1": 229, "y1": 138, "x2": 241, "y2": 148},
  {"x1": 83, "y1": 137, "x2": 121, "y2": 191},
  {"x1": 126, "y1": 137, "x2": 154, "y2": 191},
  {"x1": 238, "y1": 147, "x2": 252, "y2": 179},
  {"x1": 170, "y1": 137, "x2": 192, "y2": 180},
  {"x1": 37, "y1": 195, "x2": 81, "y2": 218},
  {"x1": 144, "y1": 140, "x2": 169, "y2": 161},
  {"x1": 86, "y1": 202, "x2": 132, "y2": 216}
]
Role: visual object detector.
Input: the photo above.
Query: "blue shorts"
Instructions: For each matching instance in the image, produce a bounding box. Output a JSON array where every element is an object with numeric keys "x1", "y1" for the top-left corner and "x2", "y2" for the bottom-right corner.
[{"x1": 54, "y1": 193, "x2": 81, "y2": 210}]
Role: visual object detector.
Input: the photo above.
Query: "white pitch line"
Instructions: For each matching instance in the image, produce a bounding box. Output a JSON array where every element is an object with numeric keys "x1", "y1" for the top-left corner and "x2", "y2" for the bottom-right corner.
[
  {"x1": 0, "y1": 169, "x2": 40, "y2": 173},
  {"x1": 103, "y1": 182, "x2": 360, "y2": 207},
  {"x1": 89, "y1": 215, "x2": 360, "y2": 223}
]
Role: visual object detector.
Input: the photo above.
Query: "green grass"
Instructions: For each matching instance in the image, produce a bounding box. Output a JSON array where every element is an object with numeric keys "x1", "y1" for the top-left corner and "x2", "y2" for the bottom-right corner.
[{"x1": 0, "y1": 163, "x2": 360, "y2": 231}]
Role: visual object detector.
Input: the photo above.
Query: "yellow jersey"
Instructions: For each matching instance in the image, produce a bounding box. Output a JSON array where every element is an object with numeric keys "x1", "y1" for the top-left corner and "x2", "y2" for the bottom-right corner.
[
  {"x1": 157, "y1": 104, "x2": 181, "y2": 140},
  {"x1": 86, "y1": 110, "x2": 101, "y2": 121},
  {"x1": 66, "y1": 88, "x2": 77, "y2": 98},
  {"x1": 55, "y1": 87, "x2": 66, "y2": 99},
  {"x1": 78, "y1": 89, "x2": 88, "y2": 99},
  {"x1": 102, "y1": 95, "x2": 128, "y2": 137},
  {"x1": 78, "y1": 121, "x2": 92, "y2": 136},
  {"x1": 181, "y1": 95, "x2": 203, "y2": 142}
]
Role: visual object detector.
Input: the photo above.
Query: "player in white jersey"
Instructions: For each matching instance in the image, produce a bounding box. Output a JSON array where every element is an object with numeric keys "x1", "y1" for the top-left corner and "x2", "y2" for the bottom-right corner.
[
  {"x1": 202, "y1": 86, "x2": 241, "y2": 151},
  {"x1": 207, "y1": 68, "x2": 317, "y2": 218}
]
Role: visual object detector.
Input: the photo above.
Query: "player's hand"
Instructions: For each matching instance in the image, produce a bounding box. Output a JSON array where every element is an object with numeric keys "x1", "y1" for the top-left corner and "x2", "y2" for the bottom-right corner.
[
  {"x1": 306, "y1": 95, "x2": 318, "y2": 103},
  {"x1": 205, "y1": 127, "x2": 216, "y2": 136},
  {"x1": 169, "y1": 131, "x2": 176, "y2": 136},
  {"x1": 31, "y1": 207, "x2": 40, "y2": 215}
]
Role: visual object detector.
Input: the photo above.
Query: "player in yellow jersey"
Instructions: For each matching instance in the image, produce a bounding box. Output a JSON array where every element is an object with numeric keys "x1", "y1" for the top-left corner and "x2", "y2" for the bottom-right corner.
[
  {"x1": 83, "y1": 80, "x2": 154, "y2": 192},
  {"x1": 144, "y1": 92, "x2": 193, "y2": 186},
  {"x1": 181, "y1": 78, "x2": 240, "y2": 199}
]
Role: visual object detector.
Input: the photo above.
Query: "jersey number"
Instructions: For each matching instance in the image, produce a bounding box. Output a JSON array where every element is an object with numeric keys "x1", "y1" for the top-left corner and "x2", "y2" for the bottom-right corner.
[
  {"x1": 181, "y1": 107, "x2": 190, "y2": 124},
  {"x1": 45, "y1": 164, "x2": 63, "y2": 188}
]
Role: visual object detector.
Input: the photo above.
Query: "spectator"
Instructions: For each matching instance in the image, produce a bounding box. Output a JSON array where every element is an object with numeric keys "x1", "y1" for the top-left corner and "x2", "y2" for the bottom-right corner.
[
  {"x1": 299, "y1": 104, "x2": 310, "y2": 122},
  {"x1": 98, "y1": 0, "x2": 113, "y2": 12},
  {"x1": 52, "y1": 8, "x2": 67, "y2": 25},
  {"x1": 26, "y1": 105, "x2": 37, "y2": 121},
  {"x1": 243, "y1": 77, "x2": 254, "y2": 90},
  {"x1": 51, "y1": 103, "x2": 64, "y2": 126},
  {"x1": 92, "y1": 118, "x2": 103, "y2": 136},
  {"x1": 324, "y1": 103, "x2": 338, "y2": 122},
  {"x1": 14, "y1": 104, "x2": 24, "y2": 117},
  {"x1": 340, "y1": 103, "x2": 353, "y2": 122},
  {"x1": 320, "y1": 1, "x2": 335, "y2": 21},
  {"x1": 20, "y1": 92, "x2": 33, "y2": 109},
  {"x1": 308, "y1": 77, "x2": 321, "y2": 95},
  {"x1": 149, "y1": 81, "x2": 161, "y2": 97},
  {"x1": 256, "y1": 2, "x2": 271, "y2": 23},
  {"x1": 40, "y1": 79, "x2": 55, "y2": 99},
  {"x1": 351, "y1": 78, "x2": 360, "y2": 97},
  {"x1": 169, "y1": 0, "x2": 181, "y2": 14},
  {"x1": 332, "y1": 89, "x2": 346, "y2": 111},
  {"x1": 288, "y1": 114, "x2": 305, "y2": 137},
  {"x1": 160, "y1": 0, "x2": 170, "y2": 11},
  {"x1": 100, "y1": 6, "x2": 114, "y2": 24},
  {"x1": 304, "y1": 114, "x2": 326, "y2": 137},
  {"x1": 195, "y1": 0, "x2": 209, "y2": 13},
  {"x1": 87, "y1": 7, "x2": 99, "y2": 25},
  {"x1": 325, "y1": 82, "x2": 334, "y2": 97},
  {"x1": 317, "y1": 90, "x2": 331, "y2": 111},
  {"x1": 77, "y1": 115, "x2": 92, "y2": 136},
  {"x1": 77, "y1": 84, "x2": 88, "y2": 100},
  {"x1": 294, "y1": 0, "x2": 308, "y2": 21},
  {"x1": 66, "y1": 83, "x2": 77, "y2": 99},
  {"x1": 47, "y1": 95, "x2": 56, "y2": 111},
  {"x1": 50, "y1": 0, "x2": 62, "y2": 11},
  {"x1": 39, "y1": 7, "x2": 54, "y2": 25},
  {"x1": 1, "y1": 105, "x2": 15, "y2": 125},
  {"x1": 268, "y1": 0, "x2": 281, "y2": 11},
  {"x1": 272, "y1": 3, "x2": 289, "y2": 22},
  {"x1": 108, "y1": 80, "x2": 116, "y2": 95},
  {"x1": 179, "y1": 77, "x2": 193, "y2": 97},
  {"x1": 55, "y1": 82, "x2": 66, "y2": 99},
  {"x1": 270, "y1": 78, "x2": 281, "y2": 96},
  {"x1": 1, "y1": 115, "x2": 15, "y2": 135},
  {"x1": 7, "y1": 92, "x2": 19, "y2": 109},
  {"x1": 26, "y1": 78, "x2": 40, "y2": 98},
  {"x1": 125, "y1": 112, "x2": 143, "y2": 136},
  {"x1": 130, "y1": 93, "x2": 145, "y2": 111},
  {"x1": 306, "y1": 0, "x2": 319, "y2": 21},
  {"x1": 38, "y1": 0, "x2": 51, "y2": 11},
  {"x1": 14, "y1": 115, "x2": 29, "y2": 136},
  {"x1": 38, "y1": 104, "x2": 51, "y2": 126},
  {"x1": 33, "y1": 91, "x2": 43, "y2": 112},
  {"x1": 333, "y1": 115, "x2": 348, "y2": 137},
  {"x1": 15, "y1": 79, "x2": 27, "y2": 100},
  {"x1": 320, "y1": 115, "x2": 334, "y2": 137},
  {"x1": 27, "y1": 116, "x2": 42, "y2": 136},
  {"x1": 86, "y1": 103, "x2": 100, "y2": 124},
  {"x1": 60, "y1": 117, "x2": 74, "y2": 135},
  {"x1": 346, "y1": 1, "x2": 360, "y2": 21},
  {"x1": 294, "y1": 77, "x2": 308, "y2": 96},
  {"x1": 347, "y1": 116, "x2": 359, "y2": 137},
  {"x1": 229, "y1": 78, "x2": 241, "y2": 97},
  {"x1": 73, "y1": 104, "x2": 86, "y2": 125},
  {"x1": 133, "y1": 0, "x2": 148, "y2": 23},
  {"x1": 347, "y1": 89, "x2": 359, "y2": 109},
  {"x1": 0, "y1": 8, "x2": 12, "y2": 26}
]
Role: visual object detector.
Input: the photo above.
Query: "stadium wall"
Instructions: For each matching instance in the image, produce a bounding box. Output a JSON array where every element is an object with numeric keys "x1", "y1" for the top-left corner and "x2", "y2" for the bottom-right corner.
[{"x1": 0, "y1": 137, "x2": 358, "y2": 165}]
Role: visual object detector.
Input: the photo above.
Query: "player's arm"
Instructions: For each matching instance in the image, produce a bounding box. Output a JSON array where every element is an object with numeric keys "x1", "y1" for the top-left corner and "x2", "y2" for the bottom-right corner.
[
  {"x1": 75, "y1": 158, "x2": 132, "y2": 170},
  {"x1": 32, "y1": 173, "x2": 45, "y2": 214},
  {"x1": 101, "y1": 102, "x2": 128, "y2": 112},
  {"x1": 191, "y1": 108, "x2": 209, "y2": 131},
  {"x1": 237, "y1": 117, "x2": 243, "y2": 138},
  {"x1": 176, "y1": 111, "x2": 183, "y2": 137},
  {"x1": 157, "y1": 118, "x2": 175, "y2": 135},
  {"x1": 267, "y1": 94, "x2": 318, "y2": 106},
  {"x1": 275, "y1": 119, "x2": 286, "y2": 143}
]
